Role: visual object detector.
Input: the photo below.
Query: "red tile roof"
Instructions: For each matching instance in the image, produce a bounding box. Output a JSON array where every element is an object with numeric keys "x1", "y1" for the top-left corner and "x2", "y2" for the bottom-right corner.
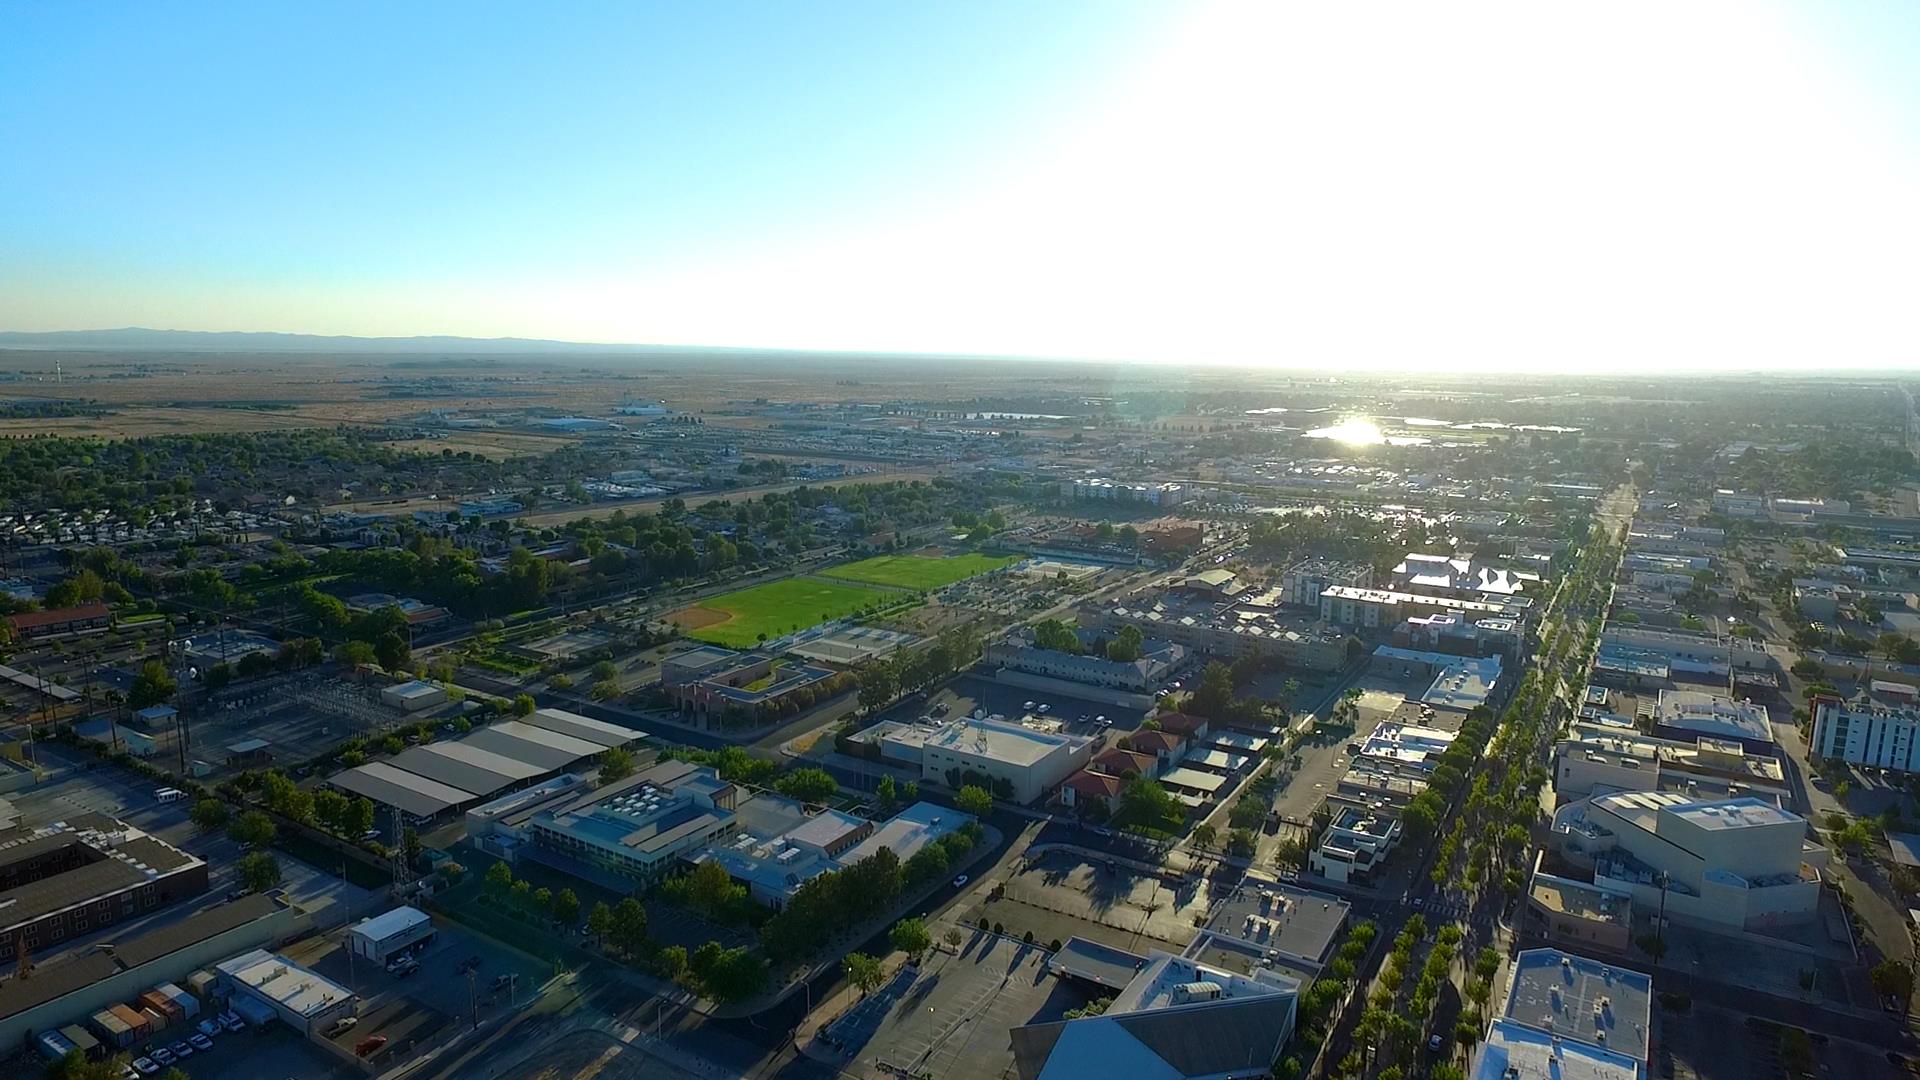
[
  {"x1": 1123, "y1": 729, "x2": 1185, "y2": 754},
  {"x1": 1091, "y1": 748, "x2": 1157, "y2": 777},
  {"x1": 1155, "y1": 712, "x2": 1210, "y2": 736},
  {"x1": 6, "y1": 603, "x2": 111, "y2": 632},
  {"x1": 1062, "y1": 770, "x2": 1126, "y2": 800}
]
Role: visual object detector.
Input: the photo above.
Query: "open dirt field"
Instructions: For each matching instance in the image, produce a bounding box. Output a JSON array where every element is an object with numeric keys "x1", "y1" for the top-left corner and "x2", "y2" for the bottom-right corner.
[{"x1": 664, "y1": 604, "x2": 729, "y2": 630}]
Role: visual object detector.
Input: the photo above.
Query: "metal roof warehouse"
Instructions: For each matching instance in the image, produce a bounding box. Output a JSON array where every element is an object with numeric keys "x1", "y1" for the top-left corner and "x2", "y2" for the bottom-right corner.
[{"x1": 329, "y1": 708, "x2": 641, "y2": 820}]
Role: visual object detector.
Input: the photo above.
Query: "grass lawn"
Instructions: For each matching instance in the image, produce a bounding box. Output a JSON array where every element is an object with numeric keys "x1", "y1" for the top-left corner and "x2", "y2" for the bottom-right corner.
[
  {"x1": 680, "y1": 577, "x2": 893, "y2": 649},
  {"x1": 820, "y1": 552, "x2": 1016, "y2": 591}
]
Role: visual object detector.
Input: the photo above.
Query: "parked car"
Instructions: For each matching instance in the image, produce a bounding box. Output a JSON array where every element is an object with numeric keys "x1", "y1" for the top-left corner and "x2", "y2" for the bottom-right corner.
[
  {"x1": 218, "y1": 1010, "x2": 246, "y2": 1032},
  {"x1": 951, "y1": 874, "x2": 969, "y2": 888},
  {"x1": 131, "y1": 1059, "x2": 159, "y2": 1077},
  {"x1": 189, "y1": 1033, "x2": 214, "y2": 1052},
  {"x1": 355, "y1": 1034, "x2": 389, "y2": 1057},
  {"x1": 150, "y1": 1047, "x2": 175, "y2": 1066},
  {"x1": 197, "y1": 1018, "x2": 221, "y2": 1037},
  {"x1": 326, "y1": 1016, "x2": 359, "y2": 1037},
  {"x1": 169, "y1": 1041, "x2": 193, "y2": 1059}
]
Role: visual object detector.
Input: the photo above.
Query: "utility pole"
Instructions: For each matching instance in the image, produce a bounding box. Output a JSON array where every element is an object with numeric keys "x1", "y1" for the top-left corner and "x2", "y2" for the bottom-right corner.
[{"x1": 467, "y1": 968, "x2": 479, "y2": 1030}]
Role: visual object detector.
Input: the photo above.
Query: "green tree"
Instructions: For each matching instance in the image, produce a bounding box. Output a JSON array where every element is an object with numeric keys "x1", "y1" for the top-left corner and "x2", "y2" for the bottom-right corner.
[
  {"x1": 190, "y1": 798, "x2": 230, "y2": 832},
  {"x1": 512, "y1": 693, "x2": 537, "y2": 716},
  {"x1": 611, "y1": 897, "x2": 649, "y2": 956},
  {"x1": 1105, "y1": 624, "x2": 1145, "y2": 662},
  {"x1": 956, "y1": 784, "x2": 993, "y2": 817},
  {"x1": 1033, "y1": 618, "x2": 1079, "y2": 653},
  {"x1": 237, "y1": 850, "x2": 281, "y2": 893},
  {"x1": 775, "y1": 767, "x2": 838, "y2": 803},
  {"x1": 1191, "y1": 823, "x2": 1218, "y2": 850},
  {"x1": 552, "y1": 887, "x2": 581, "y2": 926},
  {"x1": 373, "y1": 631, "x2": 412, "y2": 671},
  {"x1": 128, "y1": 660, "x2": 178, "y2": 709},
  {"x1": 1187, "y1": 661, "x2": 1235, "y2": 720},
  {"x1": 890, "y1": 917, "x2": 933, "y2": 962},
  {"x1": 1872, "y1": 960, "x2": 1914, "y2": 1010},
  {"x1": 598, "y1": 746, "x2": 636, "y2": 785},
  {"x1": 845, "y1": 952, "x2": 885, "y2": 996},
  {"x1": 586, "y1": 901, "x2": 615, "y2": 944},
  {"x1": 485, "y1": 859, "x2": 513, "y2": 897},
  {"x1": 876, "y1": 774, "x2": 898, "y2": 813},
  {"x1": 349, "y1": 796, "x2": 377, "y2": 837},
  {"x1": 655, "y1": 943, "x2": 689, "y2": 980},
  {"x1": 228, "y1": 810, "x2": 276, "y2": 848},
  {"x1": 685, "y1": 858, "x2": 742, "y2": 916}
]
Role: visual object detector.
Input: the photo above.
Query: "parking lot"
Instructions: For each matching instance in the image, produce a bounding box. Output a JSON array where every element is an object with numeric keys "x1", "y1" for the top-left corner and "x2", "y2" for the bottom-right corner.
[
  {"x1": 120, "y1": 1014, "x2": 348, "y2": 1080},
  {"x1": 836, "y1": 930, "x2": 1091, "y2": 1080},
  {"x1": 281, "y1": 917, "x2": 552, "y2": 1066},
  {"x1": 907, "y1": 673, "x2": 1151, "y2": 740},
  {"x1": 961, "y1": 849, "x2": 1214, "y2": 955}
]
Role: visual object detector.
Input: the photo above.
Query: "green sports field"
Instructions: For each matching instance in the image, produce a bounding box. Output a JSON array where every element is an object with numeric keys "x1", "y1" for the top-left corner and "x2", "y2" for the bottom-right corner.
[
  {"x1": 673, "y1": 577, "x2": 896, "y2": 649},
  {"x1": 819, "y1": 552, "x2": 1017, "y2": 590}
]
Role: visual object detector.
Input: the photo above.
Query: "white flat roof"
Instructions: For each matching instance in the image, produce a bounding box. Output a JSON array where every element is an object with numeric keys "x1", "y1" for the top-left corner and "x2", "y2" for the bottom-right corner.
[
  {"x1": 352, "y1": 905, "x2": 430, "y2": 944},
  {"x1": 216, "y1": 949, "x2": 354, "y2": 1018}
]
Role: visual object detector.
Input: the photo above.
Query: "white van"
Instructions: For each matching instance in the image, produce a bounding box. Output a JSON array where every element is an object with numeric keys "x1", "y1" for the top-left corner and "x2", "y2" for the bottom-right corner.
[{"x1": 155, "y1": 788, "x2": 187, "y2": 804}]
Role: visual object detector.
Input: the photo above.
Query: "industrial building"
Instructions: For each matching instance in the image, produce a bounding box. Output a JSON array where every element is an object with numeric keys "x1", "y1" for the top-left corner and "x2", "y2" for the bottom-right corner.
[
  {"x1": 216, "y1": 948, "x2": 357, "y2": 1037},
  {"x1": 1011, "y1": 950, "x2": 1299, "y2": 1080},
  {"x1": 380, "y1": 679, "x2": 448, "y2": 713},
  {"x1": 1551, "y1": 791, "x2": 1822, "y2": 930},
  {"x1": 347, "y1": 906, "x2": 435, "y2": 963},
  {"x1": 884, "y1": 715, "x2": 1095, "y2": 805},
  {"x1": 0, "y1": 893, "x2": 296, "y2": 1051},
  {"x1": 0, "y1": 815, "x2": 208, "y2": 965},
  {"x1": 329, "y1": 707, "x2": 640, "y2": 822}
]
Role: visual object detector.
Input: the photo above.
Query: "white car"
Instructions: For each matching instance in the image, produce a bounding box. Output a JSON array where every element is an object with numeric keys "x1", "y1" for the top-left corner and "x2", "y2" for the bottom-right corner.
[
  {"x1": 952, "y1": 874, "x2": 970, "y2": 888},
  {"x1": 1037, "y1": 703, "x2": 1051, "y2": 713},
  {"x1": 1022, "y1": 700, "x2": 1036, "y2": 710}
]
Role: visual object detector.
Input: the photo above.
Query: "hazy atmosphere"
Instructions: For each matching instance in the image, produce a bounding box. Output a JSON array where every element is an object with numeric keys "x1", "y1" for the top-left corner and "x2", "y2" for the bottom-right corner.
[
  {"x1": 6, "y1": 1, "x2": 1920, "y2": 370},
  {"x1": 5, "y1": 7, "x2": 1920, "y2": 1080}
]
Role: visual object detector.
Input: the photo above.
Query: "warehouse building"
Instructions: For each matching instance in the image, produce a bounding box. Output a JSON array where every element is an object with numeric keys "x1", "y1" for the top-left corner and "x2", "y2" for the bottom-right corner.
[
  {"x1": 0, "y1": 893, "x2": 295, "y2": 1051},
  {"x1": 380, "y1": 680, "x2": 448, "y2": 713},
  {"x1": 329, "y1": 708, "x2": 641, "y2": 823},
  {"x1": 216, "y1": 948, "x2": 356, "y2": 1037},
  {"x1": 347, "y1": 906, "x2": 434, "y2": 964}
]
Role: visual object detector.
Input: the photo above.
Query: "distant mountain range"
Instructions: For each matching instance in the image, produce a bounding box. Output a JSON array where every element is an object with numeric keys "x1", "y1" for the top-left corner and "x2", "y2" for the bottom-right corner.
[{"x1": 0, "y1": 327, "x2": 657, "y2": 354}]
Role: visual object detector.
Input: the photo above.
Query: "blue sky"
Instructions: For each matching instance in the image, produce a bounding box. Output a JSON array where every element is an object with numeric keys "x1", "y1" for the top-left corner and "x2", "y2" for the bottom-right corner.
[{"x1": 4, "y1": 1, "x2": 1919, "y2": 370}]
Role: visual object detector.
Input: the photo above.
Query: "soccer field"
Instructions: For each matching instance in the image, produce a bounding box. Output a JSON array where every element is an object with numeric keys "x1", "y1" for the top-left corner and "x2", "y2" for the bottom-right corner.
[
  {"x1": 673, "y1": 577, "x2": 896, "y2": 649},
  {"x1": 820, "y1": 552, "x2": 1016, "y2": 590}
]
